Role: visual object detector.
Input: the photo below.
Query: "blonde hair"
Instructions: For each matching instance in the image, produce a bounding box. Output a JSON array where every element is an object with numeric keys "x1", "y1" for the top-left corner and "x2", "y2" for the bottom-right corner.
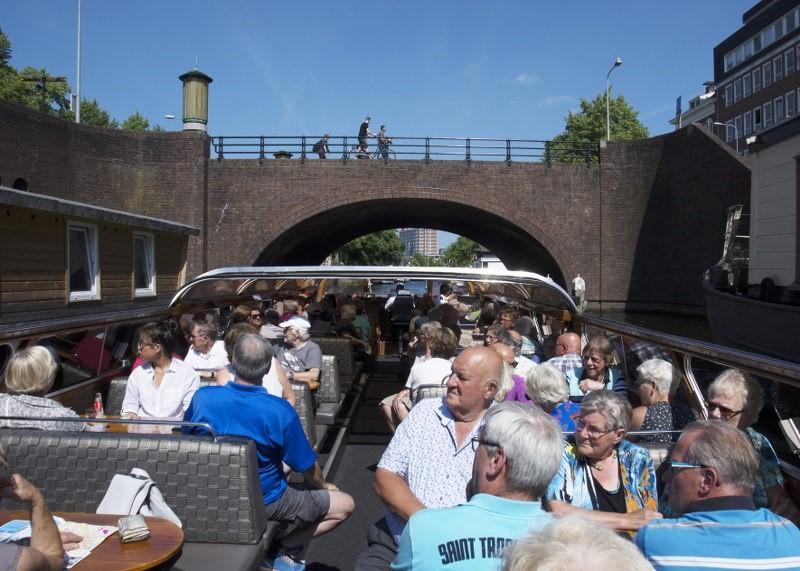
[
  {"x1": 4, "y1": 346, "x2": 58, "y2": 395},
  {"x1": 709, "y1": 368, "x2": 763, "y2": 426}
]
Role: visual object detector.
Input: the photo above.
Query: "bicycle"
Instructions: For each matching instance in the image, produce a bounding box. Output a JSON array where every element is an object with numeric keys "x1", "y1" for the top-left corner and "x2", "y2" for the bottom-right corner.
[{"x1": 371, "y1": 139, "x2": 396, "y2": 162}]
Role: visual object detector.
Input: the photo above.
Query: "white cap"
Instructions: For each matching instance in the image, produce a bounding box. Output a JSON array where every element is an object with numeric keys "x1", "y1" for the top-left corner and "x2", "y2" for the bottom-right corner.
[{"x1": 279, "y1": 317, "x2": 311, "y2": 331}]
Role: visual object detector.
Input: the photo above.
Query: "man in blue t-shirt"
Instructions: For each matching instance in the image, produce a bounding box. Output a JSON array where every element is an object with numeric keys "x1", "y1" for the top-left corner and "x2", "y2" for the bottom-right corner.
[
  {"x1": 391, "y1": 402, "x2": 563, "y2": 570},
  {"x1": 184, "y1": 334, "x2": 354, "y2": 570},
  {"x1": 635, "y1": 421, "x2": 800, "y2": 570}
]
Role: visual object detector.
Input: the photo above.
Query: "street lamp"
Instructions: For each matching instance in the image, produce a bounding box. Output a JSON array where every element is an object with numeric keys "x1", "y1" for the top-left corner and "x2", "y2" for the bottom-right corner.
[
  {"x1": 606, "y1": 57, "x2": 623, "y2": 141},
  {"x1": 713, "y1": 121, "x2": 739, "y2": 153}
]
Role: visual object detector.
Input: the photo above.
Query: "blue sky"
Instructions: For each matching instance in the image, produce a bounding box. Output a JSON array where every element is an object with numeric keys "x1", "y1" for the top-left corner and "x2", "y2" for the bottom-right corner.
[{"x1": 3, "y1": 0, "x2": 754, "y2": 247}]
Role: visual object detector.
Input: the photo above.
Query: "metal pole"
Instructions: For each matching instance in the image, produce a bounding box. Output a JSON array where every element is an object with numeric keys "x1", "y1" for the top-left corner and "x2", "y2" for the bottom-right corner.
[
  {"x1": 75, "y1": 0, "x2": 81, "y2": 123},
  {"x1": 606, "y1": 58, "x2": 622, "y2": 141}
]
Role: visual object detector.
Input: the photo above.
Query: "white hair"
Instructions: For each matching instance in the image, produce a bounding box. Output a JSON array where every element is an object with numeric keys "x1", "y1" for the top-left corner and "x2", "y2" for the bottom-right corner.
[
  {"x1": 525, "y1": 363, "x2": 568, "y2": 411},
  {"x1": 503, "y1": 515, "x2": 654, "y2": 571},
  {"x1": 494, "y1": 363, "x2": 516, "y2": 402},
  {"x1": 482, "y1": 402, "x2": 563, "y2": 498},
  {"x1": 708, "y1": 368, "x2": 763, "y2": 425},
  {"x1": 636, "y1": 358, "x2": 678, "y2": 396}
]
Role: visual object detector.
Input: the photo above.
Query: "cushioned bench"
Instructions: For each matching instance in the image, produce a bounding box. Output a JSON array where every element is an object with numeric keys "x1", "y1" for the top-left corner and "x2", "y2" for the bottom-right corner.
[
  {"x1": 313, "y1": 338, "x2": 362, "y2": 391},
  {"x1": 291, "y1": 381, "x2": 324, "y2": 450},
  {"x1": 412, "y1": 384, "x2": 448, "y2": 405},
  {"x1": 316, "y1": 355, "x2": 344, "y2": 426},
  {"x1": 0, "y1": 429, "x2": 275, "y2": 571}
]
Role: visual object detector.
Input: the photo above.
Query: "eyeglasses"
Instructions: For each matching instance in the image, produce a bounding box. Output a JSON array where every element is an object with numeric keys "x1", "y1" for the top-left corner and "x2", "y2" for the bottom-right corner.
[
  {"x1": 470, "y1": 435, "x2": 501, "y2": 452},
  {"x1": 137, "y1": 342, "x2": 157, "y2": 350},
  {"x1": 485, "y1": 335, "x2": 499, "y2": 345},
  {"x1": 575, "y1": 418, "x2": 615, "y2": 439},
  {"x1": 189, "y1": 334, "x2": 208, "y2": 340},
  {"x1": 705, "y1": 400, "x2": 744, "y2": 420},
  {"x1": 249, "y1": 313, "x2": 263, "y2": 320},
  {"x1": 667, "y1": 460, "x2": 708, "y2": 472}
]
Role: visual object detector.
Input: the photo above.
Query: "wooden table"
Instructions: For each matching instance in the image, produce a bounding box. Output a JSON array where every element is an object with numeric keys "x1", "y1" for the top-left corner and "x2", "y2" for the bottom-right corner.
[{"x1": 0, "y1": 511, "x2": 183, "y2": 570}]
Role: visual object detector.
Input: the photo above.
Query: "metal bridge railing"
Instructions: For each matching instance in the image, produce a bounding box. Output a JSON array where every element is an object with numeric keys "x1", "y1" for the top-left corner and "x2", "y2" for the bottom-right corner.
[{"x1": 209, "y1": 135, "x2": 598, "y2": 165}]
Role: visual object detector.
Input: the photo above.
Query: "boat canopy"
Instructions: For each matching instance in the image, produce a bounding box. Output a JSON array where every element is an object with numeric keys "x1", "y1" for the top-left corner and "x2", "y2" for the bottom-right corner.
[{"x1": 169, "y1": 266, "x2": 577, "y2": 315}]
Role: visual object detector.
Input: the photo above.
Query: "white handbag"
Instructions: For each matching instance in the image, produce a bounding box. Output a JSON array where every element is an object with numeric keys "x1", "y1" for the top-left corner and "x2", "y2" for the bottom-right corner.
[{"x1": 96, "y1": 468, "x2": 182, "y2": 528}]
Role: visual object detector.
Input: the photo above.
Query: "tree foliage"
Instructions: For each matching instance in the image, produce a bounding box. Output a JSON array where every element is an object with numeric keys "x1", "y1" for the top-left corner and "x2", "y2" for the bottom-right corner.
[
  {"x1": 335, "y1": 231, "x2": 405, "y2": 266},
  {"x1": 78, "y1": 98, "x2": 119, "y2": 128},
  {"x1": 122, "y1": 111, "x2": 149, "y2": 131},
  {"x1": 549, "y1": 93, "x2": 649, "y2": 164},
  {"x1": 441, "y1": 237, "x2": 477, "y2": 267},
  {"x1": 409, "y1": 253, "x2": 436, "y2": 267}
]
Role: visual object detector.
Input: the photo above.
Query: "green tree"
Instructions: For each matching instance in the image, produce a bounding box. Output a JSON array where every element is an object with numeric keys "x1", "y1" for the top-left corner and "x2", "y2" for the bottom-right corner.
[
  {"x1": 0, "y1": 27, "x2": 11, "y2": 68},
  {"x1": 76, "y1": 98, "x2": 119, "y2": 128},
  {"x1": 441, "y1": 237, "x2": 477, "y2": 267},
  {"x1": 549, "y1": 93, "x2": 649, "y2": 163},
  {"x1": 335, "y1": 231, "x2": 405, "y2": 266},
  {"x1": 122, "y1": 111, "x2": 149, "y2": 131},
  {"x1": 409, "y1": 253, "x2": 436, "y2": 267}
]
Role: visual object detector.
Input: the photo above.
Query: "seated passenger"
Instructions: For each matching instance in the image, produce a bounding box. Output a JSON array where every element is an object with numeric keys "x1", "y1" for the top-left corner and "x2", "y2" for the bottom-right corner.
[
  {"x1": 636, "y1": 421, "x2": 800, "y2": 570},
  {"x1": 260, "y1": 309, "x2": 285, "y2": 342},
  {"x1": 491, "y1": 342, "x2": 530, "y2": 404},
  {"x1": 703, "y1": 369, "x2": 800, "y2": 525},
  {"x1": 274, "y1": 317, "x2": 322, "y2": 391},
  {"x1": 544, "y1": 391, "x2": 661, "y2": 533},
  {"x1": 512, "y1": 316, "x2": 545, "y2": 363},
  {"x1": 630, "y1": 359, "x2": 694, "y2": 444},
  {"x1": 215, "y1": 323, "x2": 295, "y2": 407},
  {"x1": 504, "y1": 515, "x2": 653, "y2": 571},
  {"x1": 121, "y1": 321, "x2": 199, "y2": 420},
  {"x1": 183, "y1": 321, "x2": 229, "y2": 379},
  {"x1": 525, "y1": 363, "x2": 580, "y2": 432},
  {"x1": 352, "y1": 299, "x2": 373, "y2": 342},
  {"x1": 183, "y1": 334, "x2": 354, "y2": 569},
  {"x1": 336, "y1": 304, "x2": 371, "y2": 355},
  {"x1": 565, "y1": 336, "x2": 626, "y2": 401},
  {"x1": 545, "y1": 332, "x2": 583, "y2": 377},
  {"x1": 0, "y1": 346, "x2": 83, "y2": 431},
  {"x1": 392, "y1": 402, "x2": 562, "y2": 570},
  {"x1": 356, "y1": 347, "x2": 502, "y2": 570}
]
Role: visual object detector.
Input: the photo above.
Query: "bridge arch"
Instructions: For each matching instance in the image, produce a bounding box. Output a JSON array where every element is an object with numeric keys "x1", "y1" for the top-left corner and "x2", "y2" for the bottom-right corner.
[{"x1": 253, "y1": 195, "x2": 570, "y2": 286}]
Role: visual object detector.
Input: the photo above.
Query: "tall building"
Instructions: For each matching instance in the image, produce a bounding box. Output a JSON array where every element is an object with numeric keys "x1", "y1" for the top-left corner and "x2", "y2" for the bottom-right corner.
[
  {"x1": 670, "y1": 82, "x2": 716, "y2": 131},
  {"x1": 715, "y1": 0, "x2": 800, "y2": 151},
  {"x1": 398, "y1": 228, "x2": 439, "y2": 258}
]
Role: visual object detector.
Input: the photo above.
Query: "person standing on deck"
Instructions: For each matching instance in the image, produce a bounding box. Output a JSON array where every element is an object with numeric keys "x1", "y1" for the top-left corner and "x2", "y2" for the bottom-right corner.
[
  {"x1": 354, "y1": 346, "x2": 503, "y2": 571},
  {"x1": 183, "y1": 334, "x2": 354, "y2": 571}
]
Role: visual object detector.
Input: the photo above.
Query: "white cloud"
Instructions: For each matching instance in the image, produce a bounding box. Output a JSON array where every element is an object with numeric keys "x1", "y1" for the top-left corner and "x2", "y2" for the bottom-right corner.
[
  {"x1": 539, "y1": 95, "x2": 576, "y2": 106},
  {"x1": 514, "y1": 73, "x2": 540, "y2": 85}
]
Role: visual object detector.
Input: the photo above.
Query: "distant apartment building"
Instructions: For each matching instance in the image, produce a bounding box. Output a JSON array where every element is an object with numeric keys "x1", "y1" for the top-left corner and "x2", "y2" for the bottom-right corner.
[
  {"x1": 670, "y1": 82, "x2": 716, "y2": 131},
  {"x1": 715, "y1": 0, "x2": 800, "y2": 150},
  {"x1": 399, "y1": 228, "x2": 438, "y2": 257}
]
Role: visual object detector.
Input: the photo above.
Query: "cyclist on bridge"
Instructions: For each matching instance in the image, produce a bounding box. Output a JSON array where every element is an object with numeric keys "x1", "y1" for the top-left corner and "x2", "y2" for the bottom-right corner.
[
  {"x1": 377, "y1": 125, "x2": 392, "y2": 160},
  {"x1": 357, "y1": 116, "x2": 375, "y2": 157}
]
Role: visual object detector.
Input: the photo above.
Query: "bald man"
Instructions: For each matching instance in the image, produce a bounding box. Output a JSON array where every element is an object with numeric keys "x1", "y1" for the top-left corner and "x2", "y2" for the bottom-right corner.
[
  {"x1": 356, "y1": 347, "x2": 503, "y2": 571},
  {"x1": 546, "y1": 332, "x2": 583, "y2": 377}
]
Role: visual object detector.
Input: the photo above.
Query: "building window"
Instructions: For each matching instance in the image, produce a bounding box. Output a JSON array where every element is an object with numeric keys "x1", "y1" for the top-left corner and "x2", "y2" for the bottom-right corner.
[
  {"x1": 764, "y1": 101, "x2": 774, "y2": 128},
  {"x1": 774, "y1": 55, "x2": 784, "y2": 81},
  {"x1": 788, "y1": 90, "x2": 796, "y2": 117},
  {"x1": 775, "y1": 19, "x2": 784, "y2": 40},
  {"x1": 725, "y1": 53, "x2": 735, "y2": 72},
  {"x1": 735, "y1": 116, "x2": 743, "y2": 141},
  {"x1": 753, "y1": 67, "x2": 762, "y2": 91},
  {"x1": 787, "y1": 48, "x2": 796, "y2": 75},
  {"x1": 743, "y1": 73, "x2": 752, "y2": 98},
  {"x1": 68, "y1": 222, "x2": 100, "y2": 302},
  {"x1": 724, "y1": 121, "x2": 734, "y2": 143},
  {"x1": 788, "y1": 11, "x2": 798, "y2": 34},
  {"x1": 744, "y1": 110, "x2": 753, "y2": 135},
  {"x1": 733, "y1": 78, "x2": 742, "y2": 102},
  {"x1": 133, "y1": 232, "x2": 156, "y2": 297},
  {"x1": 754, "y1": 106, "x2": 763, "y2": 131},
  {"x1": 725, "y1": 84, "x2": 733, "y2": 107},
  {"x1": 775, "y1": 96, "x2": 785, "y2": 122},
  {"x1": 764, "y1": 62, "x2": 773, "y2": 87}
]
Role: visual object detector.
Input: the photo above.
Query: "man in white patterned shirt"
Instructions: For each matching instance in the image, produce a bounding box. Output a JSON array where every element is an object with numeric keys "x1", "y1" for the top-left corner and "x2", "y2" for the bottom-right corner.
[
  {"x1": 354, "y1": 347, "x2": 503, "y2": 571},
  {"x1": 545, "y1": 332, "x2": 583, "y2": 377}
]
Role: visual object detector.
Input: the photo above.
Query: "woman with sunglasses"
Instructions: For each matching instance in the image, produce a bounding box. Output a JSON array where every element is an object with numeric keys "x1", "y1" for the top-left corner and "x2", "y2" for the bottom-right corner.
[
  {"x1": 544, "y1": 390, "x2": 661, "y2": 532},
  {"x1": 704, "y1": 369, "x2": 800, "y2": 524},
  {"x1": 121, "y1": 321, "x2": 200, "y2": 420}
]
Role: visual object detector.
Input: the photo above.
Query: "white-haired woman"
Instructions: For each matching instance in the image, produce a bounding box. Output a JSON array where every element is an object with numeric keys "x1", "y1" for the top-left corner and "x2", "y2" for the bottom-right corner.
[
  {"x1": 525, "y1": 363, "x2": 581, "y2": 432},
  {"x1": 544, "y1": 391, "x2": 660, "y2": 532},
  {"x1": 705, "y1": 369, "x2": 800, "y2": 524},
  {"x1": 630, "y1": 359, "x2": 695, "y2": 443},
  {"x1": 1, "y1": 346, "x2": 83, "y2": 431}
]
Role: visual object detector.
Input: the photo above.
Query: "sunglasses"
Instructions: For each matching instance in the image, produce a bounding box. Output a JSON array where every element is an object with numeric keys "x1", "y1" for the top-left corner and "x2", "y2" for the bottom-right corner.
[{"x1": 705, "y1": 400, "x2": 744, "y2": 420}]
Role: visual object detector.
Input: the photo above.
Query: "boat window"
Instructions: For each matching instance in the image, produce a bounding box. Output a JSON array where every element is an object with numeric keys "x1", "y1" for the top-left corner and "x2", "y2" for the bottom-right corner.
[
  {"x1": 133, "y1": 232, "x2": 156, "y2": 297},
  {"x1": 68, "y1": 222, "x2": 100, "y2": 302},
  {"x1": 36, "y1": 329, "x2": 117, "y2": 391}
]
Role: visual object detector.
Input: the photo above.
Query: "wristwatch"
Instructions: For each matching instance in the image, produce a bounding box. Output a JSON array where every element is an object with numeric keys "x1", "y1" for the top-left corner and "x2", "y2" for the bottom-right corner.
[{"x1": 288, "y1": 371, "x2": 295, "y2": 381}]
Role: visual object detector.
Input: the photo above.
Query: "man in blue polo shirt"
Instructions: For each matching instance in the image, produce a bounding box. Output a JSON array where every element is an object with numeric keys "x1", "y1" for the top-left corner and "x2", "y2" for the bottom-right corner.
[
  {"x1": 635, "y1": 421, "x2": 800, "y2": 570},
  {"x1": 184, "y1": 334, "x2": 354, "y2": 571},
  {"x1": 392, "y1": 402, "x2": 563, "y2": 570}
]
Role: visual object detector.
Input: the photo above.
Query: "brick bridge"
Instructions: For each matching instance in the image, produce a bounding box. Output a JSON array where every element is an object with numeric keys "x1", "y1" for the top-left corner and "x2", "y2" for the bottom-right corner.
[{"x1": 0, "y1": 100, "x2": 749, "y2": 313}]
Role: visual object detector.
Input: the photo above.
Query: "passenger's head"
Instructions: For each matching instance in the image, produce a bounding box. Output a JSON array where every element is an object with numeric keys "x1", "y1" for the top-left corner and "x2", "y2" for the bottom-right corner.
[
  {"x1": 499, "y1": 307, "x2": 519, "y2": 330},
  {"x1": 445, "y1": 347, "x2": 502, "y2": 420},
  {"x1": 280, "y1": 316, "x2": 312, "y2": 346},
  {"x1": 512, "y1": 316, "x2": 535, "y2": 339},
  {"x1": 232, "y1": 334, "x2": 273, "y2": 383},
  {"x1": 575, "y1": 391, "x2": 630, "y2": 461},
  {"x1": 264, "y1": 309, "x2": 281, "y2": 326},
  {"x1": 427, "y1": 327, "x2": 457, "y2": 359},
  {"x1": 525, "y1": 363, "x2": 569, "y2": 412},
  {"x1": 473, "y1": 402, "x2": 563, "y2": 499},
  {"x1": 582, "y1": 336, "x2": 615, "y2": 381},
  {"x1": 502, "y1": 515, "x2": 654, "y2": 571},
  {"x1": 4, "y1": 346, "x2": 58, "y2": 396},
  {"x1": 484, "y1": 324, "x2": 503, "y2": 346},
  {"x1": 707, "y1": 369, "x2": 763, "y2": 428},
  {"x1": 440, "y1": 283, "x2": 453, "y2": 296},
  {"x1": 507, "y1": 331, "x2": 524, "y2": 357},
  {"x1": 666, "y1": 421, "x2": 759, "y2": 516},
  {"x1": 340, "y1": 304, "x2": 357, "y2": 322},
  {"x1": 555, "y1": 332, "x2": 581, "y2": 356},
  {"x1": 636, "y1": 358, "x2": 679, "y2": 405},
  {"x1": 282, "y1": 299, "x2": 299, "y2": 316},
  {"x1": 229, "y1": 304, "x2": 252, "y2": 325},
  {"x1": 224, "y1": 323, "x2": 260, "y2": 360},
  {"x1": 136, "y1": 321, "x2": 178, "y2": 362},
  {"x1": 191, "y1": 321, "x2": 218, "y2": 352}
]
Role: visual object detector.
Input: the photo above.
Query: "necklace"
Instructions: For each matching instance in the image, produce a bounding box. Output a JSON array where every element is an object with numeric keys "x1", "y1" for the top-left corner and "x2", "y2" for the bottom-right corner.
[{"x1": 589, "y1": 449, "x2": 617, "y2": 471}]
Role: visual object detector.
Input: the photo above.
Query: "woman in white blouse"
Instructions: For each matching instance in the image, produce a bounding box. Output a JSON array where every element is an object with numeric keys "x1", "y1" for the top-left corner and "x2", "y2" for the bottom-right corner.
[{"x1": 121, "y1": 321, "x2": 200, "y2": 420}]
